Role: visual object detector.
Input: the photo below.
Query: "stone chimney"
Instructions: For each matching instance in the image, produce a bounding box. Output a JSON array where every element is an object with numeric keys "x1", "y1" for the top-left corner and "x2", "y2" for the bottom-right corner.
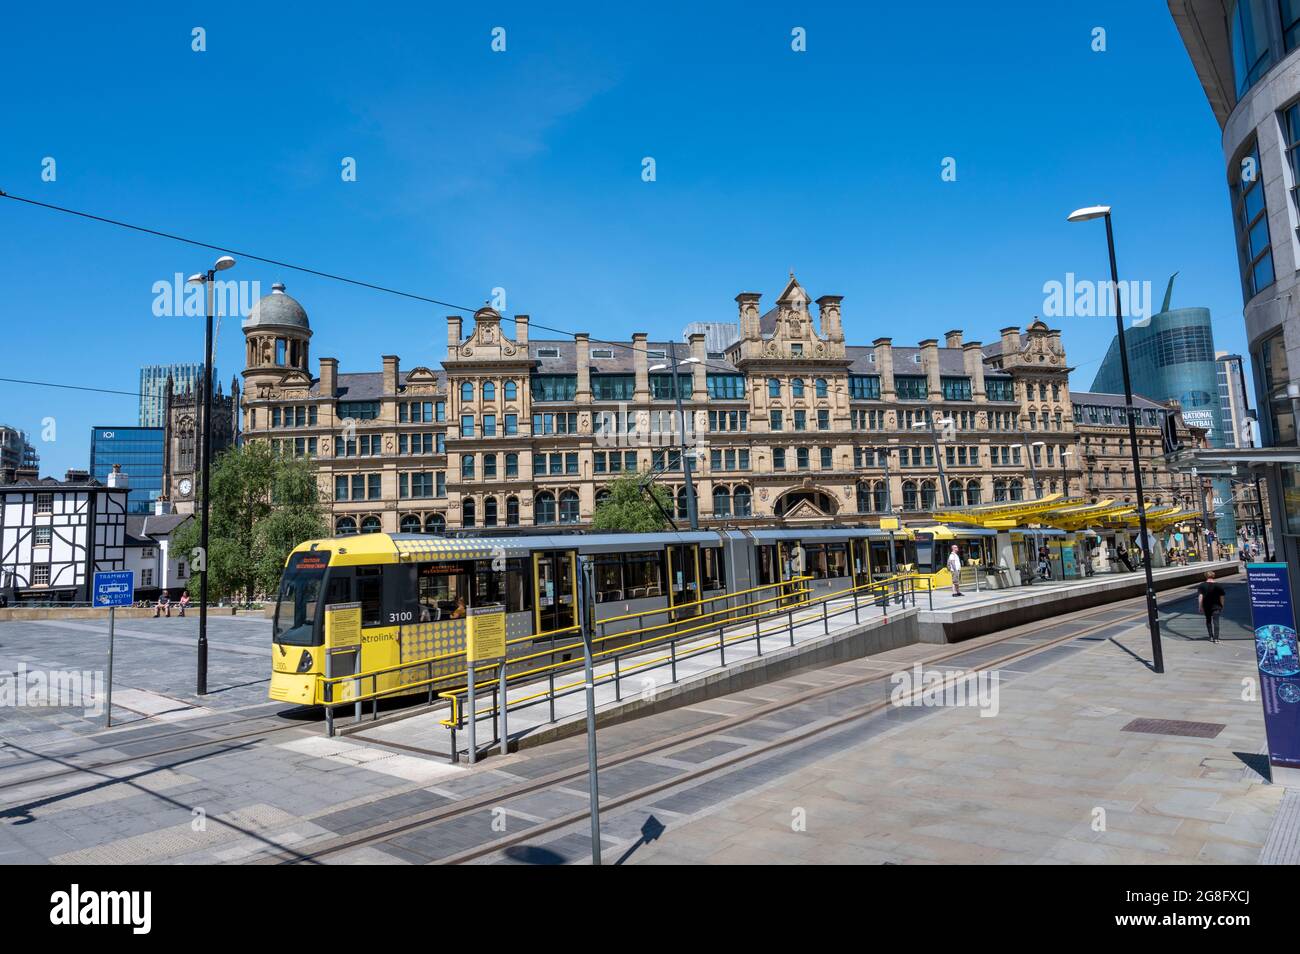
[
  {"x1": 944, "y1": 329, "x2": 963, "y2": 349},
  {"x1": 999, "y1": 326, "x2": 1021, "y2": 358},
  {"x1": 319, "y1": 358, "x2": 338, "y2": 402},
  {"x1": 382, "y1": 355, "x2": 400, "y2": 397},
  {"x1": 104, "y1": 464, "x2": 127, "y2": 489},
  {"x1": 632, "y1": 333, "x2": 650, "y2": 401},
  {"x1": 155, "y1": 498, "x2": 173, "y2": 516},
  {"x1": 14, "y1": 466, "x2": 38, "y2": 484},
  {"x1": 873, "y1": 337, "x2": 895, "y2": 400},
  {"x1": 816, "y1": 295, "x2": 844, "y2": 342},
  {"x1": 574, "y1": 333, "x2": 591, "y2": 402},
  {"x1": 963, "y1": 342, "x2": 986, "y2": 402},
  {"x1": 689, "y1": 333, "x2": 707, "y2": 395},
  {"x1": 919, "y1": 339, "x2": 941, "y2": 399},
  {"x1": 514, "y1": 314, "x2": 529, "y2": 346},
  {"x1": 447, "y1": 315, "x2": 463, "y2": 350},
  {"x1": 736, "y1": 292, "x2": 762, "y2": 342}
]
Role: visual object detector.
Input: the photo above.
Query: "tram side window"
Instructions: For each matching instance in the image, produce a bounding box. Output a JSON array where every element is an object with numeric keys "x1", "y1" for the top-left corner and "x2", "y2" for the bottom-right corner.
[
  {"x1": 356, "y1": 567, "x2": 384, "y2": 626},
  {"x1": 701, "y1": 547, "x2": 726, "y2": 590},
  {"x1": 594, "y1": 553, "x2": 624, "y2": 602},
  {"x1": 803, "y1": 543, "x2": 847, "y2": 580},
  {"x1": 623, "y1": 551, "x2": 664, "y2": 599},
  {"x1": 417, "y1": 562, "x2": 471, "y2": 619},
  {"x1": 471, "y1": 558, "x2": 531, "y2": 613}
]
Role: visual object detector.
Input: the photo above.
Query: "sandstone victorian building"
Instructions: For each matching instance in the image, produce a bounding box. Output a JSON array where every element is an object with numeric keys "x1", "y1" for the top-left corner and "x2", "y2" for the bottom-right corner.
[{"x1": 237, "y1": 275, "x2": 1209, "y2": 536}]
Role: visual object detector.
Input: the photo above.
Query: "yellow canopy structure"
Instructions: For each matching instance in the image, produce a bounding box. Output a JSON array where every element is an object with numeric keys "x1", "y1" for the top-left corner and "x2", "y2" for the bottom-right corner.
[{"x1": 929, "y1": 493, "x2": 1069, "y2": 528}]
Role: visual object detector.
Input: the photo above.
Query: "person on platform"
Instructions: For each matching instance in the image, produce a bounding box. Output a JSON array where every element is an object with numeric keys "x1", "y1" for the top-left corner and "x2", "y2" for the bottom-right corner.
[
  {"x1": 1196, "y1": 570, "x2": 1227, "y2": 644},
  {"x1": 946, "y1": 545, "x2": 963, "y2": 597}
]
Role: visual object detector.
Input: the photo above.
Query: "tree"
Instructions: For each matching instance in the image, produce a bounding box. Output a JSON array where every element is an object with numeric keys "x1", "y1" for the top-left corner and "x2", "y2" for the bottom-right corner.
[
  {"x1": 172, "y1": 441, "x2": 328, "y2": 603},
  {"x1": 592, "y1": 471, "x2": 673, "y2": 533}
]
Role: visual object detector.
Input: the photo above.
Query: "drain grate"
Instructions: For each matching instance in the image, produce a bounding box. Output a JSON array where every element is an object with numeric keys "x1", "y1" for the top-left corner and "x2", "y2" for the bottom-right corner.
[{"x1": 1122, "y1": 718, "x2": 1225, "y2": 739}]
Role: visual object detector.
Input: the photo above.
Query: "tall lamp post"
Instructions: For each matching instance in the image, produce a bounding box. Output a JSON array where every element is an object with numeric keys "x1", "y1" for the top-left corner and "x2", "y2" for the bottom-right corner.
[
  {"x1": 1025, "y1": 440, "x2": 1046, "y2": 498},
  {"x1": 186, "y1": 255, "x2": 236, "y2": 695},
  {"x1": 649, "y1": 345, "x2": 700, "y2": 531},
  {"x1": 1068, "y1": 205, "x2": 1164, "y2": 673},
  {"x1": 1060, "y1": 447, "x2": 1073, "y2": 495}
]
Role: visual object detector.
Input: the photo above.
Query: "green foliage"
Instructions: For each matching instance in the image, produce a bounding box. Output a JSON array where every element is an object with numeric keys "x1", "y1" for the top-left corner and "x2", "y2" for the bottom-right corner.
[
  {"x1": 171, "y1": 441, "x2": 328, "y2": 602},
  {"x1": 592, "y1": 471, "x2": 673, "y2": 533}
]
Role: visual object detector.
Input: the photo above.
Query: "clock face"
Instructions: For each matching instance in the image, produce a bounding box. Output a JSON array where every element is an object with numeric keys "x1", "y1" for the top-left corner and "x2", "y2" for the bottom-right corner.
[{"x1": 179, "y1": 478, "x2": 193, "y2": 497}]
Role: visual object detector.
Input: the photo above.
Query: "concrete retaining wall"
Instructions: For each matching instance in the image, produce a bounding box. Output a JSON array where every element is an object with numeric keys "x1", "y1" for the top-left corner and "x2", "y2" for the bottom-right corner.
[
  {"x1": 508, "y1": 609, "x2": 921, "y2": 752},
  {"x1": 916, "y1": 561, "x2": 1241, "y2": 645}
]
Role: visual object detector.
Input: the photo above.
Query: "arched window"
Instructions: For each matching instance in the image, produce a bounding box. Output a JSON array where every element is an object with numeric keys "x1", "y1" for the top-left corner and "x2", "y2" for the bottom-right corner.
[
  {"x1": 336, "y1": 516, "x2": 357, "y2": 535},
  {"x1": 993, "y1": 479, "x2": 1008, "y2": 502},
  {"x1": 536, "y1": 492, "x2": 557, "y2": 524},
  {"x1": 921, "y1": 481, "x2": 937, "y2": 510},
  {"x1": 966, "y1": 480, "x2": 981, "y2": 506},
  {"x1": 461, "y1": 454, "x2": 475, "y2": 479},
  {"x1": 483, "y1": 496, "x2": 498, "y2": 527},
  {"x1": 857, "y1": 481, "x2": 872, "y2": 513},
  {"x1": 461, "y1": 498, "x2": 476, "y2": 527},
  {"x1": 483, "y1": 381, "x2": 496, "y2": 402},
  {"x1": 1010, "y1": 479, "x2": 1025, "y2": 502},
  {"x1": 713, "y1": 486, "x2": 731, "y2": 517},
  {"x1": 424, "y1": 513, "x2": 445, "y2": 533},
  {"x1": 559, "y1": 490, "x2": 580, "y2": 525},
  {"x1": 595, "y1": 488, "x2": 611, "y2": 508},
  {"x1": 733, "y1": 486, "x2": 752, "y2": 517},
  {"x1": 815, "y1": 378, "x2": 828, "y2": 398},
  {"x1": 791, "y1": 378, "x2": 805, "y2": 398},
  {"x1": 873, "y1": 481, "x2": 888, "y2": 513},
  {"x1": 460, "y1": 381, "x2": 474, "y2": 402},
  {"x1": 360, "y1": 516, "x2": 381, "y2": 534},
  {"x1": 506, "y1": 496, "x2": 519, "y2": 526},
  {"x1": 902, "y1": 481, "x2": 918, "y2": 511},
  {"x1": 504, "y1": 380, "x2": 517, "y2": 401},
  {"x1": 768, "y1": 378, "x2": 781, "y2": 399},
  {"x1": 948, "y1": 480, "x2": 964, "y2": 507},
  {"x1": 399, "y1": 514, "x2": 421, "y2": 533},
  {"x1": 675, "y1": 486, "x2": 695, "y2": 520}
]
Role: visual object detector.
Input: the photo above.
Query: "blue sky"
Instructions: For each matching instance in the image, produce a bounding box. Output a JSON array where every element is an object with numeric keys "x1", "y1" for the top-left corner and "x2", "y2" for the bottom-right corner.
[{"x1": 0, "y1": 0, "x2": 1248, "y2": 476}]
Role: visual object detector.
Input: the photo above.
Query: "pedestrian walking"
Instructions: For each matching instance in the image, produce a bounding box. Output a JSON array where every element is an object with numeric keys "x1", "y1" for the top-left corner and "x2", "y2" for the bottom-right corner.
[
  {"x1": 947, "y1": 544, "x2": 963, "y2": 597},
  {"x1": 1196, "y1": 570, "x2": 1226, "y2": 644}
]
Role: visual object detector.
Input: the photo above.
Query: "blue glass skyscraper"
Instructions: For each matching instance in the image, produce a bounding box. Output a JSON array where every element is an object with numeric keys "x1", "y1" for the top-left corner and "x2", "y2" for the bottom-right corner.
[{"x1": 89, "y1": 426, "x2": 165, "y2": 514}]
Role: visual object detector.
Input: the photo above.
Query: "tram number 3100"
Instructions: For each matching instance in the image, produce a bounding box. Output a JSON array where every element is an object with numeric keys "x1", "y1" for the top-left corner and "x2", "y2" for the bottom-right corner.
[{"x1": 387, "y1": 610, "x2": 416, "y2": 625}]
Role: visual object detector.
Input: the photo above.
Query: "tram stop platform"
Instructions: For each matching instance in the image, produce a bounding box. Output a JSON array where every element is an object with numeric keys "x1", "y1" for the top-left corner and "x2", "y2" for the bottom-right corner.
[{"x1": 342, "y1": 560, "x2": 1239, "y2": 763}]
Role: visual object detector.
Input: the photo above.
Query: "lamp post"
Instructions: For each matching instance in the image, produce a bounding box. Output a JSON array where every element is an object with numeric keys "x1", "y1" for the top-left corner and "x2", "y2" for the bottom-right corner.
[
  {"x1": 912, "y1": 415, "x2": 953, "y2": 507},
  {"x1": 649, "y1": 345, "x2": 700, "y2": 531},
  {"x1": 1025, "y1": 439, "x2": 1046, "y2": 499},
  {"x1": 1061, "y1": 447, "x2": 1073, "y2": 495},
  {"x1": 1068, "y1": 205, "x2": 1164, "y2": 673},
  {"x1": 186, "y1": 255, "x2": 236, "y2": 695}
]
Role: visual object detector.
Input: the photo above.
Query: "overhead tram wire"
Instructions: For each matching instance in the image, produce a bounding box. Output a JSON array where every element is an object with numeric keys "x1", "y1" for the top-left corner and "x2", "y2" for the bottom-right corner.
[{"x1": 0, "y1": 189, "x2": 745, "y2": 377}]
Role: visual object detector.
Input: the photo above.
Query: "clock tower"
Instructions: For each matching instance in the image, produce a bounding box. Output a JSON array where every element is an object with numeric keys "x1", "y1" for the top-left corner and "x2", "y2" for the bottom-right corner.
[{"x1": 161, "y1": 371, "x2": 240, "y2": 514}]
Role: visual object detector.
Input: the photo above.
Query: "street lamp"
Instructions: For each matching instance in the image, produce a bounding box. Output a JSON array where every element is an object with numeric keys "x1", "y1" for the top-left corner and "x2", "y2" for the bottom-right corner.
[
  {"x1": 912, "y1": 415, "x2": 953, "y2": 507},
  {"x1": 1068, "y1": 205, "x2": 1164, "y2": 673},
  {"x1": 1060, "y1": 447, "x2": 1073, "y2": 495},
  {"x1": 1026, "y1": 440, "x2": 1046, "y2": 499},
  {"x1": 648, "y1": 346, "x2": 700, "y2": 531},
  {"x1": 186, "y1": 254, "x2": 235, "y2": 695}
]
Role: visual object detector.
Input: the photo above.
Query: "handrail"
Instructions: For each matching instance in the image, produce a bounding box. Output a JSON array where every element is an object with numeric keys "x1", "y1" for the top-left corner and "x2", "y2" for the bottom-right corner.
[{"x1": 317, "y1": 570, "x2": 924, "y2": 741}]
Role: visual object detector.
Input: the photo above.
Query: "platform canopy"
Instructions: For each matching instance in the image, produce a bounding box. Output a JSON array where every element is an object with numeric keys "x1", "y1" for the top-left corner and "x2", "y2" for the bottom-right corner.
[
  {"x1": 1164, "y1": 446, "x2": 1300, "y2": 477},
  {"x1": 929, "y1": 493, "x2": 1070, "y2": 528},
  {"x1": 1035, "y1": 499, "x2": 1135, "y2": 531}
]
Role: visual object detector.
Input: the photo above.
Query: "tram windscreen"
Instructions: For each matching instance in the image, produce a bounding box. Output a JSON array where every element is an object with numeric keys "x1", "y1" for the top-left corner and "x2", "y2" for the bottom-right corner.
[{"x1": 274, "y1": 551, "x2": 330, "y2": 646}]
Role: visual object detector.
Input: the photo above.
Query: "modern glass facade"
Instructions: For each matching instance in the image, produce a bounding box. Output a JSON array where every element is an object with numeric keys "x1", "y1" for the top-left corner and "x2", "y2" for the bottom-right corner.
[
  {"x1": 1090, "y1": 306, "x2": 1235, "y2": 538},
  {"x1": 89, "y1": 426, "x2": 164, "y2": 514},
  {"x1": 138, "y1": 363, "x2": 207, "y2": 427}
]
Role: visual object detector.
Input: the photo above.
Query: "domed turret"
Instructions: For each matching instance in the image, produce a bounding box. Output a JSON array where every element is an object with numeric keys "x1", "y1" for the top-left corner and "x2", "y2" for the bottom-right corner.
[{"x1": 242, "y1": 281, "x2": 313, "y2": 395}]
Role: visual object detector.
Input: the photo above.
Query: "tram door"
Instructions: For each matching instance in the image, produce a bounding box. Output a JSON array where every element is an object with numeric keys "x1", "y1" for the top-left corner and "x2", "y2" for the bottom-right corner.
[
  {"x1": 534, "y1": 550, "x2": 577, "y2": 634},
  {"x1": 851, "y1": 539, "x2": 872, "y2": 587},
  {"x1": 666, "y1": 544, "x2": 700, "y2": 619}
]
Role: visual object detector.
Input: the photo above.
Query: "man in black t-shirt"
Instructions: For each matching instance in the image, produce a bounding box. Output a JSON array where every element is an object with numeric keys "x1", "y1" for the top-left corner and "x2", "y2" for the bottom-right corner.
[{"x1": 1196, "y1": 571, "x2": 1227, "y2": 643}]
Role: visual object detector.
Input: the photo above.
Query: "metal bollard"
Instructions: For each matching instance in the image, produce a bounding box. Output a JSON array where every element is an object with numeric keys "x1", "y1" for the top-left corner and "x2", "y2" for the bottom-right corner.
[
  {"x1": 670, "y1": 639, "x2": 678, "y2": 683},
  {"x1": 822, "y1": 601, "x2": 829, "y2": 635},
  {"x1": 788, "y1": 608, "x2": 796, "y2": 646},
  {"x1": 755, "y1": 617, "x2": 762, "y2": 655},
  {"x1": 614, "y1": 656, "x2": 622, "y2": 701}
]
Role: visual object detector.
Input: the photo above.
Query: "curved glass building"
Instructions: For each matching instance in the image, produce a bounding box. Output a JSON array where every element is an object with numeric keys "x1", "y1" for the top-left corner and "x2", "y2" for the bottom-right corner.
[{"x1": 1089, "y1": 291, "x2": 1234, "y2": 538}]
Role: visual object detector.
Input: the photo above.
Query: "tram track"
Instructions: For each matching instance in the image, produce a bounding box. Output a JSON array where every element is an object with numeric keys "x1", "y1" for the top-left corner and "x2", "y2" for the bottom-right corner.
[{"x1": 257, "y1": 591, "x2": 1177, "y2": 865}]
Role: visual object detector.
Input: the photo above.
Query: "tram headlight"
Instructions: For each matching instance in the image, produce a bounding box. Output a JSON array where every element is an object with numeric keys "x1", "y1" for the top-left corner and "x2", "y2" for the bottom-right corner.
[{"x1": 296, "y1": 650, "x2": 314, "y2": 673}]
